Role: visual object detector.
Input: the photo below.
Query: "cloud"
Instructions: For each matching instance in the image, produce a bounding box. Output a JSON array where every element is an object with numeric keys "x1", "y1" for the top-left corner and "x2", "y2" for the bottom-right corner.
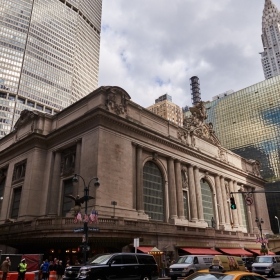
[{"x1": 99, "y1": 0, "x2": 267, "y2": 108}]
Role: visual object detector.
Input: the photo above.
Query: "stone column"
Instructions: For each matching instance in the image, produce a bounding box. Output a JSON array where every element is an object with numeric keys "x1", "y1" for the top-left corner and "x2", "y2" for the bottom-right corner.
[
  {"x1": 250, "y1": 187, "x2": 259, "y2": 232},
  {"x1": 73, "y1": 140, "x2": 82, "y2": 196},
  {"x1": 244, "y1": 186, "x2": 254, "y2": 233},
  {"x1": 234, "y1": 181, "x2": 243, "y2": 227},
  {"x1": 48, "y1": 151, "x2": 61, "y2": 216},
  {"x1": 194, "y1": 166, "x2": 204, "y2": 221},
  {"x1": 168, "y1": 157, "x2": 178, "y2": 219},
  {"x1": 220, "y1": 176, "x2": 230, "y2": 226},
  {"x1": 229, "y1": 180, "x2": 238, "y2": 228},
  {"x1": 188, "y1": 164, "x2": 198, "y2": 222},
  {"x1": 215, "y1": 174, "x2": 225, "y2": 226},
  {"x1": 175, "y1": 160, "x2": 184, "y2": 219},
  {"x1": 136, "y1": 145, "x2": 144, "y2": 214}
]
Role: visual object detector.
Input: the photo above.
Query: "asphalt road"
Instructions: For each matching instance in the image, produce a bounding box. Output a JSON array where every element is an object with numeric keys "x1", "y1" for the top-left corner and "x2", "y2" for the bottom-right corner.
[{"x1": 159, "y1": 276, "x2": 280, "y2": 280}]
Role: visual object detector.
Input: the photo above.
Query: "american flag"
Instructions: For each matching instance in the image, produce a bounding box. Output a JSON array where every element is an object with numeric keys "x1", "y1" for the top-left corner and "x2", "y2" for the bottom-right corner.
[
  {"x1": 84, "y1": 214, "x2": 89, "y2": 223},
  {"x1": 90, "y1": 210, "x2": 98, "y2": 223},
  {"x1": 77, "y1": 212, "x2": 82, "y2": 222}
]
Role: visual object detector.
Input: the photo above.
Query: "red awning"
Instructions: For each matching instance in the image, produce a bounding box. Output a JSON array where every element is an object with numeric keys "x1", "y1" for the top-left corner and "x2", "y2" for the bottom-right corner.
[
  {"x1": 137, "y1": 247, "x2": 154, "y2": 253},
  {"x1": 181, "y1": 248, "x2": 222, "y2": 255},
  {"x1": 247, "y1": 249, "x2": 275, "y2": 255},
  {"x1": 219, "y1": 248, "x2": 253, "y2": 256}
]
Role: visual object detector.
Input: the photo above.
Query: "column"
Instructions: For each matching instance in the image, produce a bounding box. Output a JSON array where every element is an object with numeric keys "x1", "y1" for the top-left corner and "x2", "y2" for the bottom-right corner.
[
  {"x1": 245, "y1": 186, "x2": 254, "y2": 234},
  {"x1": 220, "y1": 176, "x2": 230, "y2": 226},
  {"x1": 175, "y1": 160, "x2": 184, "y2": 219},
  {"x1": 194, "y1": 166, "x2": 204, "y2": 221},
  {"x1": 168, "y1": 157, "x2": 178, "y2": 219},
  {"x1": 136, "y1": 145, "x2": 144, "y2": 214},
  {"x1": 73, "y1": 140, "x2": 82, "y2": 196},
  {"x1": 188, "y1": 164, "x2": 198, "y2": 222},
  {"x1": 48, "y1": 151, "x2": 61, "y2": 216},
  {"x1": 250, "y1": 187, "x2": 259, "y2": 232},
  {"x1": 229, "y1": 180, "x2": 238, "y2": 227},
  {"x1": 234, "y1": 181, "x2": 243, "y2": 227},
  {"x1": 215, "y1": 174, "x2": 225, "y2": 226}
]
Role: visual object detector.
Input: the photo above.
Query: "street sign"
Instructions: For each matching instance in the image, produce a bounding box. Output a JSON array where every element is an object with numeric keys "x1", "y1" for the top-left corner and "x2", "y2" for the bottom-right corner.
[
  {"x1": 245, "y1": 196, "x2": 254, "y2": 206},
  {"x1": 88, "y1": 227, "x2": 100, "y2": 232},
  {"x1": 73, "y1": 228, "x2": 84, "y2": 233}
]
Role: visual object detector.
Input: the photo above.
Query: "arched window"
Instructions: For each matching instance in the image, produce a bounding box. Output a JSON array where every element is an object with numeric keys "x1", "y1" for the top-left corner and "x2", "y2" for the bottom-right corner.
[
  {"x1": 201, "y1": 179, "x2": 214, "y2": 226},
  {"x1": 239, "y1": 194, "x2": 249, "y2": 232},
  {"x1": 143, "y1": 161, "x2": 164, "y2": 221}
]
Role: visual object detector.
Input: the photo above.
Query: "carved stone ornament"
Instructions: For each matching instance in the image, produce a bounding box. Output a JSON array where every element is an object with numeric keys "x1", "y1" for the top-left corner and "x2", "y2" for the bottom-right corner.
[
  {"x1": 14, "y1": 109, "x2": 39, "y2": 131},
  {"x1": 248, "y1": 159, "x2": 261, "y2": 177},
  {"x1": 105, "y1": 86, "x2": 131, "y2": 116},
  {"x1": 218, "y1": 147, "x2": 228, "y2": 163},
  {"x1": 152, "y1": 152, "x2": 159, "y2": 161},
  {"x1": 181, "y1": 168, "x2": 189, "y2": 188},
  {"x1": 179, "y1": 102, "x2": 221, "y2": 146}
]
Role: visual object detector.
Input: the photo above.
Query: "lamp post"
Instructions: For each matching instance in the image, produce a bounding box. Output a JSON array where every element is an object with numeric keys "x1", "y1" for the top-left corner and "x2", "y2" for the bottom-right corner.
[
  {"x1": 275, "y1": 216, "x2": 280, "y2": 234},
  {"x1": 255, "y1": 217, "x2": 267, "y2": 254},
  {"x1": 72, "y1": 173, "x2": 100, "y2": 264}
]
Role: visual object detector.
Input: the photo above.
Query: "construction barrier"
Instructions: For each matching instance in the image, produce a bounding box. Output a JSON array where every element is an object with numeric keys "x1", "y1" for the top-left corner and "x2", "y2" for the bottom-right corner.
[
  {"x1": 25, "y1": 272, "x2": 35, "y2": 280},
  {"x1": 0, "y1": 271, "x2": 3, "y2": 280},
  {"x1": 49, "y1": 271, "x2": 57, "y2": 280},
  {"x1": 7, "y1": 273, "x2": 18, "y2": 280}
]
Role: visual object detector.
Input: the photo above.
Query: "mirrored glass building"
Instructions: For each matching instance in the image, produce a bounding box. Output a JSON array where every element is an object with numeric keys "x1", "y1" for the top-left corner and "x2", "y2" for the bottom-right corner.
[
  {"x1": 0, "y1": 0, "x2": 102, "y2": 138},
  {"x1": 204, "y1": 75, "x2": 280, "y2": 234}
]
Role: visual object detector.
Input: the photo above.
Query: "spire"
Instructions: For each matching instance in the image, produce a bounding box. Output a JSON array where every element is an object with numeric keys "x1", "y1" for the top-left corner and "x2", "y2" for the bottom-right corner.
[{"x1": 262, "y1": 0, "x2": 280, "y2": 25}]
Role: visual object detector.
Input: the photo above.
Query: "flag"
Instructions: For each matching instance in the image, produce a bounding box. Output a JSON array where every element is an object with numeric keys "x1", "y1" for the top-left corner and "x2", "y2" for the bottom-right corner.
[
  {"x1": 95, "y1": 211, "x2": 99, "y2": 223},
  {"x1": 89, "y1": 210, "x2": 96, "y2": 223},
  {"x1": 84, "y1": 213, "x2": 89, "y2": 223},
  {"x1": 77, "y1": 212, "x2": 82, "y2": 222}
]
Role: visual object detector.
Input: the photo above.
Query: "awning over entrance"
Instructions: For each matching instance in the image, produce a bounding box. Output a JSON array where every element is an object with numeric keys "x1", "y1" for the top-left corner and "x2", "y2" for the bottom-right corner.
[
  {"x1": 181, "y1": 248, "x2": 222, "y2": 255},
  {"x1": 247, "y1": 249, "x2": 275, "y2": 255},
  {"x1": 218, "y1": 248, "x2": 253, "y2": 256},
  {"x1": 137, "y1": 247, "x2": 154, "y2": 253}
]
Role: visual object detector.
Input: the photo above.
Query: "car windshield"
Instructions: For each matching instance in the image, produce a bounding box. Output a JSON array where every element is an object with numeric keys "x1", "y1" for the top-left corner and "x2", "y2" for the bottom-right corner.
[
  {"x1": 255, "y1": 257, "x2": 273, "y2": 263},
  {"x1": 186, "y1": 272, "x2": 234, "y2": 280},
  {"x1": 176, "y1": 256, "x2": 193, "y2": 264},
  {"x1": 87, "y1": 254, "x2": 113, "y2": 264}
]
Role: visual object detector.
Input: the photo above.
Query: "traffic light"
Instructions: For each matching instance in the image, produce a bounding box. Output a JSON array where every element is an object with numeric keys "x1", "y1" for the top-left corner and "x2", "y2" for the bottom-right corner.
[{"x1": 230, "y1": 196, "x2": 237, "y2": 210}]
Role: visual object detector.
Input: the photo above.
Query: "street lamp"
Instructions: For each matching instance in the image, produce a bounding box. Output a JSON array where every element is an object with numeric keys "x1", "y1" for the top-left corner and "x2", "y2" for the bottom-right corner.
[
  {"x1": 275, "y1": 216, "x2": 280, "y2": 234},
  {"x1": 72, "y1": 173, "x2": 100, "y2": 264},
  {"x1": 255, "y1": 217, "x2": 267, "y2": 254}
]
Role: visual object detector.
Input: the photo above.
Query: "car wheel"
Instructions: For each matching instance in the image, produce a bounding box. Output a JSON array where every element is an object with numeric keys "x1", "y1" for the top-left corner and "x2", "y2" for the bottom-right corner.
[
  {"x1": 141, "y1": 275, "x2": 151, "y2": 280},
  {"x1": 270, "y1": 270, "x2": 276, "y2": 278},
  {"x1": 189, "y1": 270, "x2": 194, "y2": 275}
]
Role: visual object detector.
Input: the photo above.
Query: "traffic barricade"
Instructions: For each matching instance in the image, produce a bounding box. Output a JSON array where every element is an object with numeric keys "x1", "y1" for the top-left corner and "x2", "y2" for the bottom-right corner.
[
  {"x1": 25, "y1": 272, "x2": 35, "y2": 280},
  {"x1": 49, "y1": 271, "x2": 57, "y2": 280},
  {"x1": 7, "y1": 273, "x2": 18, "y2": 280},
  {"x1": 0, "y1": 271, "x2": 3, "y2": 280}
]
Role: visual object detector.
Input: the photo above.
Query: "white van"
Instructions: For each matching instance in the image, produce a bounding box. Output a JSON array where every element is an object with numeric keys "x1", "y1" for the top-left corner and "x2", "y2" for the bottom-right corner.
[
  {"x1": 252, "y1": 255, "x2": 280, "y2": 277},
  {"x1": 169, "y1": 255, "x2": 213, "y2": 280}
]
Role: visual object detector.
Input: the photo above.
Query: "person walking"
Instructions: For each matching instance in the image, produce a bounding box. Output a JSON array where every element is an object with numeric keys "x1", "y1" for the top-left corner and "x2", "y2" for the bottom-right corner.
[
  {"x1": 1, "y1": 257, "x2": 11, "y2": 280},
  {"x1": 18, "y1": 258, "x2": 27, "y2": 280},
  {"x1": 56, "y1": 261, "x2": 64, "y2": 280},
  {"x1": 41, "y1": 259, "x2": 49, "y2": 280}
]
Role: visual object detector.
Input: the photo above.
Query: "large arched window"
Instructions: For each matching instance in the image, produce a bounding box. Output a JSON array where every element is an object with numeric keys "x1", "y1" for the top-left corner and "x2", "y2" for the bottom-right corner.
[
  {"x1": 201, "y1": 179, "x2": 214, "y2": 226},
  {"x1": 143, "y1": 161, "x2": 164, "y2": 221}
]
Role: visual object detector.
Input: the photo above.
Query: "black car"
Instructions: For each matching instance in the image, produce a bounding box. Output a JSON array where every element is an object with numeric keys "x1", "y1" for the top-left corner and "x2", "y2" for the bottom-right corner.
[{"x1": 64, "y1": 253, "x2": 159, "y2": 280}]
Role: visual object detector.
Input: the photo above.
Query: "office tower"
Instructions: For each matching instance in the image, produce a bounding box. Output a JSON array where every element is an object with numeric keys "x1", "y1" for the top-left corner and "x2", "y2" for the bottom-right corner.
[
  {"x1": 260, "y1": 0, "x2": 280, "y2": 79},
  {"x1": 147, "y1": 94, "x2": 183, "y2": 126},
  {"x1": 0, "y1": 0, "x2": 102, "y2": 138},
  {"x1": 202, "y1": 75, "x2": 280, "y2": 234}
]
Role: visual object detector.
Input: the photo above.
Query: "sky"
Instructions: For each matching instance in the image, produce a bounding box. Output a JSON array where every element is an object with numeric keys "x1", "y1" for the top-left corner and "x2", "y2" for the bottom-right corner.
[{"x1": 98, "y1": 0, "x2": 270, "y2": 109}]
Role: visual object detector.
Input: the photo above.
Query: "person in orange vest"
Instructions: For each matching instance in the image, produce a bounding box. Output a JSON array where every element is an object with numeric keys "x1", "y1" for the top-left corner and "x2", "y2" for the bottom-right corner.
[
  {"x1": 18, "y1": 258, "x2": 27, "y2": 280},
  {"x1": 1, "y1": 257, "x2": 11, "y2": 280}
]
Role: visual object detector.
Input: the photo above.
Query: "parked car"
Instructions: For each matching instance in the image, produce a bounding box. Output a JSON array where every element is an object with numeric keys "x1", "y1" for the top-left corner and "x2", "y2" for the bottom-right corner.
[
  {"x1": 64, "y1": 252, "x2": 159, "y2": 280},
  {"x1": 252, "y1": 255, "x2": 280, "y2": 277},
  {"x1": 169, "y1": 255, "x2": 214, "y2": 280}
]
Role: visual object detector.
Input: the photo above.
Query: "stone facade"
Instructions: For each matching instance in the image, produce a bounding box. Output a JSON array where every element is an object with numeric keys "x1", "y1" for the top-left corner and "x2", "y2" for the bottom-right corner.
[{"x1": 0, "y1": 86, "x2": 272, "y2": 260}]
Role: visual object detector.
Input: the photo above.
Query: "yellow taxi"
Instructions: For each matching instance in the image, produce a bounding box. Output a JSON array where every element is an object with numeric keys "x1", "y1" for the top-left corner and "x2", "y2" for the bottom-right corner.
[{"x1": 183, "y1": 255, "x2": 267, "y2": 280}]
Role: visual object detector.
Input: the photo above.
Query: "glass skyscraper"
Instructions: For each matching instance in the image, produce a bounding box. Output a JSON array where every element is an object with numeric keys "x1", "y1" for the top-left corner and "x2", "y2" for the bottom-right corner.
[
  {"x1": 0, "y1": 0, "x2": 102, "y2": 138},
  {"x1": 204, "y1": 75, "x2": 280, "y2": 234}
]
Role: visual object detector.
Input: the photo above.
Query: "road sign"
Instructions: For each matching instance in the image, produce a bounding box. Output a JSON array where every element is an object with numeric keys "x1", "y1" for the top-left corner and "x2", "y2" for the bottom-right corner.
[
  {"x1": 88, "y1": 227, "x2": 99, "y2": 232},
  {"x1": 245, "y1": 196, "x2": 254, "y2": 206},
  {"x1": 73, "y1": 228, "x2": 84, "y2": 233}
]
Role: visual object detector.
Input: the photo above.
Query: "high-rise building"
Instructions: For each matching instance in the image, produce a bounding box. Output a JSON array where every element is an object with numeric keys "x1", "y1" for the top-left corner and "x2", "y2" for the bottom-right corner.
[
  {"x1": 0, "y1": 0, "x2": 102, "y2": 138},
  {"x1": 260, "y1": 0, "x2": 280, "y2": 79},
  {"x1": 147, "y1": 94, "x2": 183, "y2": 126},
  {"x1": 200, "y1": 75, "x2": 280, "y2": 234}
]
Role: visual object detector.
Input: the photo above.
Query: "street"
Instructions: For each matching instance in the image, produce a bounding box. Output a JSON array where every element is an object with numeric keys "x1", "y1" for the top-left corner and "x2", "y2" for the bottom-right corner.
[{"x1": 159, "y1": 276, "x2": 280, "y2": 280}]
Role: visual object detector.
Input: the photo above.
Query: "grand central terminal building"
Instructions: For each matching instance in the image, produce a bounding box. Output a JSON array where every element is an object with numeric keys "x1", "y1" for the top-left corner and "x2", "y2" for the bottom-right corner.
[{"x1": 0, "y1": 86, "x2": 273, "y2": 262}]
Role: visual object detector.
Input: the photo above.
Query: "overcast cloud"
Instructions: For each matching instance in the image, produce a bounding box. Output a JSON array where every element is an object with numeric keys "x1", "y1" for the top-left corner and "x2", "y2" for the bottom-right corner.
[{"x1": 98, "y1": 0, "x2": 268, "y2": 108}]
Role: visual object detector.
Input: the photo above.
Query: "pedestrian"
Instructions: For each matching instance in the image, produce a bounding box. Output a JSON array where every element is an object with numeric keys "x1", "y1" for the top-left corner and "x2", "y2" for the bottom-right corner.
[
  {"x1": 18, "y1": 258, "x2": 27, "y2": 280},
  {"x1": 41, "y1": 259, "x2": 49, "y2": 280},
  {"x1": 65, "y1": 259, "x2": 71, "y2": 267},
  {"x1": 56, "y1": 261, "x2": 64, "y2": 280},
  {"x1": 1, "y1": 257, "x2": 11, "y2": 280},
  {"x1": 53, "y1": 258, "x2": 58, "y2": 272}
]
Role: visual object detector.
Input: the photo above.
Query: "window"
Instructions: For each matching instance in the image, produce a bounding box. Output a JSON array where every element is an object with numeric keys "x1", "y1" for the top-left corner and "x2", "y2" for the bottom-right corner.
[
  {"x1": 11, "y1": 187, "x2": 22, "y2": 219},
  {"x1": 201, "y1": 179, "x2": 214, "y2": 226},
  {"x1": 122, "y1": 255, "x2": 137, "y2": 264},
  {"x1": 62, "y1": 179, "x2": 73, "y2": 217},
  {"x1": 183, "y1": 191, "x2": 189, "y2": 220},
  {"x1": 143, "y1": 161, "x2": 164, "y2": 221},
  {"x1": 12, "y1": 160, "x2": 27, "y2": 182}
]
